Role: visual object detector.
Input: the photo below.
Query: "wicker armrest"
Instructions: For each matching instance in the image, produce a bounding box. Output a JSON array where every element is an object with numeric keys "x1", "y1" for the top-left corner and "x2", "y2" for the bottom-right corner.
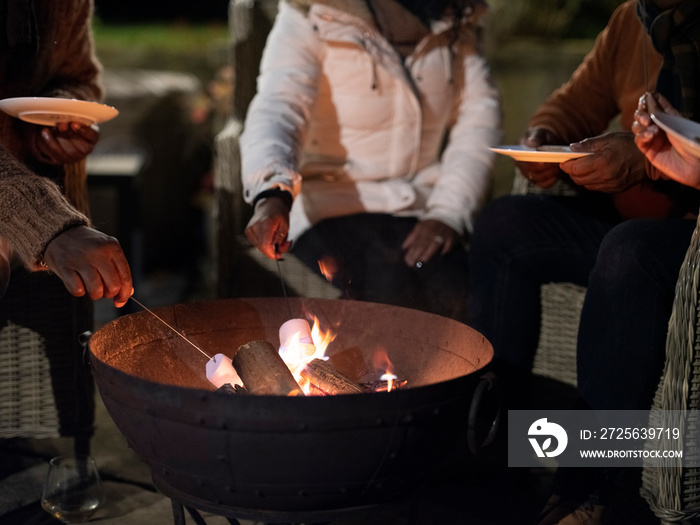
[
  {"x1": 641, "y1": 213, "x2": 700, "y2": 524},
  {"x1": 0, "y1": 270, "x2": 94, "y2": 450}
]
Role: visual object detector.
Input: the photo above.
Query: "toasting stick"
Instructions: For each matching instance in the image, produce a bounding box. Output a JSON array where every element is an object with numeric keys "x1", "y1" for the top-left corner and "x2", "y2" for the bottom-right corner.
[
  {"x1": 273, "y1": 243, "x2": 318, "y2": 359},
  {"x1": 129, "y1": 296, "x2": 212, "y2": 360},
  {"x1": 274, "y1": 242, "x2": 293, "y2": 319},
  {"x1": 128, "y1": 297, "x2": 242, "y2": 388}
]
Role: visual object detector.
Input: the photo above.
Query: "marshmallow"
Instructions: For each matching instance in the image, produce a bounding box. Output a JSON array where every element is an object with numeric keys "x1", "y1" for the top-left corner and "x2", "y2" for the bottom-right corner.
[
  {"x1": 206, "y1": 353, "x2": 243, "y2": 388},
  {"x1": 278, "y1": 318, "x2": 317, "y2": 364},
  {"x1": 279, "y1": 318, "x2": 313, "y2": 347}
]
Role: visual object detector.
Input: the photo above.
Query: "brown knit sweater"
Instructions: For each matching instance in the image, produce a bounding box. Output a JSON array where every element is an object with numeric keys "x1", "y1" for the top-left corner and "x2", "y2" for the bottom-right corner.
[
  {"x1": 0, "y1": 0, "x2": 103, "y2": 269},
  {"x1": 529, "y1": 0, "x2": 661, "y2": 141}
]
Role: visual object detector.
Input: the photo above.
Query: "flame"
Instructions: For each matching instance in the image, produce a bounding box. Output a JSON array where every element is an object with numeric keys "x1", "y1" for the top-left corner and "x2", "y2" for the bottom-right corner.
[
  {"x1": 279, "y1": 316, "x2": 337, "y2": 395},
  {"x1": 372, "y1": 348, "x2": 397, "y2": 391},
  {"x1": 318, "y1": 257, "x2": 338, "y2": 282},
  {"x1": 380, "y1": 372, "x2": 398, "y2": 392}
]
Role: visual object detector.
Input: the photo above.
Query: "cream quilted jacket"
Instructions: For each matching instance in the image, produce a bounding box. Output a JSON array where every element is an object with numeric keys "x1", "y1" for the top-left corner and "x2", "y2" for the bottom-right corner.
[{"x1": 240, "y1": 0, "x2": 501, "y2": 240}]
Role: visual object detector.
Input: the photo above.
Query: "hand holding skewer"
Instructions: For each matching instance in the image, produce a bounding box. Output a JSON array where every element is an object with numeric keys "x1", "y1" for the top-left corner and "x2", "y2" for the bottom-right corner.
[{"x1": 245, "y1": 194, "x2": 291, "y2": 260}]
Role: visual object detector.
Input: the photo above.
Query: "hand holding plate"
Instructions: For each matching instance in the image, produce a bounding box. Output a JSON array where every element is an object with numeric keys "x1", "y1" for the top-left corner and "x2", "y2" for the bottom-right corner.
[
  {"x1": 515, "y1": 127, "x2": 567, "y2": 188},
  {"x1": 563, "y1": 132, "x2": 647, "y2": 193},
  {"x1": 33, "y1": 121, "x2": 100, "y2": 165}
]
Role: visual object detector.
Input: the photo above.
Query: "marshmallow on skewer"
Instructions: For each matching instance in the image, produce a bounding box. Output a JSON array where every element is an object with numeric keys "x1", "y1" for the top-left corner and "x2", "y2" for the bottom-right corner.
[
  {"x1": 206, "y1": 353, "x2": 243, "y2": 388},
  {"x1": 279, "y1": 318, "x2": 317, "y2": 357}
]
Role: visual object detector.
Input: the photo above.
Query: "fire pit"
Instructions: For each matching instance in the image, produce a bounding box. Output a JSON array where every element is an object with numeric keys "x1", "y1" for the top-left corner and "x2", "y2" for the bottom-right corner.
[{"x1": 88, "y1": 297, "x2": 493, "y2": 523}]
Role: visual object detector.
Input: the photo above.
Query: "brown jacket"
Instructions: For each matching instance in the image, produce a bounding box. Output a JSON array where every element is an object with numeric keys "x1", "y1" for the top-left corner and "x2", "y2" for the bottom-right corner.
[
  {"x1": 0, "y1": 0, "x2": 102, "y2": 269},
  {"x1": 526, "y1": 0, "x2": 700, "y2": 219},
  {"x1": 530, "y1": 0, "x2": 661, "y2": 141}
]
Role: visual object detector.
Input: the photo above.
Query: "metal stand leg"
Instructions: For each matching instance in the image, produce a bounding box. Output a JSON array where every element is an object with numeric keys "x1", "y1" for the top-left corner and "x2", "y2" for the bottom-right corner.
[
  {"x1": 171, "y1": 499, "x2": 187, "y2": 525},
  {"x1": 185, "y1": 506, "x2": 210, "y2": 525},
  {"x1": 169, "y1": 497, "x2": 241, "y2": 525}
]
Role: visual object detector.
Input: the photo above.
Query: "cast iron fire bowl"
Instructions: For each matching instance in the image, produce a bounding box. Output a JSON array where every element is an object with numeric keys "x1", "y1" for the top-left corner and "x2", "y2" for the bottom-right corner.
[{"x1": 88, "y1": 297, "x2": 493, "y2": 521}]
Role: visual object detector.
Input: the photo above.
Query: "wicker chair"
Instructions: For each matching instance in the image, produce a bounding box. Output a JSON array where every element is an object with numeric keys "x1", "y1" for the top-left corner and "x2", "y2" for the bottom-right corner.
[
  {"x1": 640, "y1": 213, "x2": 700, "y2": 524},
  {"x1": 0, "y1": 268, "x2": 95, "y2": 455}
]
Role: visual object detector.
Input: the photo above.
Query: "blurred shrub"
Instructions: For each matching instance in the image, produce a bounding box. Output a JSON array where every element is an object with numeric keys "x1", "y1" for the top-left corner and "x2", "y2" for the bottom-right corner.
[{"x1": 484, "y1": 0, "x2": 625, "y2": 43}]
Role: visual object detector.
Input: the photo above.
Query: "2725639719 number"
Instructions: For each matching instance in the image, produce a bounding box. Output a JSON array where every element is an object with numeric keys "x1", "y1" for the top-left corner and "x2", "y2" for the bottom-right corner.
[{"x1": 595, "y1": 427, "x2": 680, "y2": 440}]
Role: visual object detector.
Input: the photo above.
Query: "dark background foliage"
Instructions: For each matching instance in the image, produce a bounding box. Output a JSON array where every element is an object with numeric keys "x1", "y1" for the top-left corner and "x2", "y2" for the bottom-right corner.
[{"x1": 93, "y1": 0, "x2": 230, "y2": 23}]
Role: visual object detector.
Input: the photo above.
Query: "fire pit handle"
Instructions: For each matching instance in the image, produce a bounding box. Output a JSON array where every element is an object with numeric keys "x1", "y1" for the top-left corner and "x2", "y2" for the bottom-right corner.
[{"x1": 467, "y1": 372, "x2": 500, "y2": 455}]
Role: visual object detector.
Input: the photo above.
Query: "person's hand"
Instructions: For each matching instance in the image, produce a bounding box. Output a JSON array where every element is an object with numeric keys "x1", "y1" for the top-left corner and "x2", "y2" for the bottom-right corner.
[
  {"x1": 0, "y1": 237, "x2": 11, "y2": 300},
  {"x1": 29, "y1": 122, "x2": 99, "y2": 165},
  {"x1": 43, "y1": 225, "x2": 133, "y2": 307},
  {"x1": 562, "y1": 131, "x2": 647, "y2": 192},
  {"x1": 515, "y1": 127, "x2": 565, "y2": 188},
  {"x1": 244, "y1": 196, "x2": 292, "y2": 260},
  {"x1": 633, "y1": 92, "x2": 700, "y2": 190},
  {"x1": 401, "y1": 219, "x2": 458, "y2": 267}
]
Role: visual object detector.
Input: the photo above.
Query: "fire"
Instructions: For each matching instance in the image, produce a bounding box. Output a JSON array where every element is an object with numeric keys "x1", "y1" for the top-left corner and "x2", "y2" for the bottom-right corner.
[
  {"x1": 373, "y1": 348, "x2": 398, "y2": 392},
  {"x1": 317, "y1": 257, "x2": 338, "y2": 282},
  {"x1": 279, "y1": 316, "x2": 337, "y2": 395}
]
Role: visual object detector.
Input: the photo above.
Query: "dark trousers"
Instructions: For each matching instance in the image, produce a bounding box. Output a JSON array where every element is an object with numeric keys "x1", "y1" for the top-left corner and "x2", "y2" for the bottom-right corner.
[
  {"x1": 467, "y1": 193, "x2": 694, "y2": 411},
  {"x1": 291, "y1": 213, "x2": 470, "y2": 322},
  {"x1": 467, "y1": 194, "x2": 695, "y2": 517}
]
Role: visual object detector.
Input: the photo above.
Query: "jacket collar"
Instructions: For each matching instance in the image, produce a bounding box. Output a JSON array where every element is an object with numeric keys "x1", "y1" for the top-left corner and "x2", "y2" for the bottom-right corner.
[
  {"x1": 290, "y1": 0, "x2": 466, "y2": 36},
  {"x1": 288, "y1": 0, "x2": 374, "y2": 25}
]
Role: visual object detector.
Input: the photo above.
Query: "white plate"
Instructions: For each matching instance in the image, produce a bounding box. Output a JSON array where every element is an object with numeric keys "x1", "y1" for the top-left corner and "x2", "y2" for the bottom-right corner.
[
  {"x1": 0, "y1": 97, "x2": 118, "y2": 126},
  {"x1": 651, "y1": 112, "x2": 700, "y2": 159},
  {"x1": 490, "y1": 145, "x2": 592, "y2": 163}
]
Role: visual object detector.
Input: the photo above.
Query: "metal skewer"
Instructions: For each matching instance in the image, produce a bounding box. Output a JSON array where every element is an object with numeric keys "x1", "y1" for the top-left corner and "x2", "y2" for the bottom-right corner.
[
  {"x1": 129, "y1": 296, "x2": 212, "y2": 360},
  {"x1": 274, "y1": 243, "x2": 294, "y2": 319}
]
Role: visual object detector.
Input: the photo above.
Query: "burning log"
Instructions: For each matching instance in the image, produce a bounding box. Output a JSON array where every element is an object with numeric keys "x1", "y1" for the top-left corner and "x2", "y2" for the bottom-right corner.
[
  {"x1": 233, "y1": 340, "x2": 305, "y2": 396},
  {"x1": 300, "y1": 358, "x2": 369, "y2": 395},
  {"x1": 362, "y1": 378, "x2": 408, "y2": 392}
]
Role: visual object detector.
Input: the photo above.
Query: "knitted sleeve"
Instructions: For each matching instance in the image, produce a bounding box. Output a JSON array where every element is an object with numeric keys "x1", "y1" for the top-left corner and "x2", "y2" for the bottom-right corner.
[{"x1": 0, "y1": 146, "x2": 88, "y2": 270}]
